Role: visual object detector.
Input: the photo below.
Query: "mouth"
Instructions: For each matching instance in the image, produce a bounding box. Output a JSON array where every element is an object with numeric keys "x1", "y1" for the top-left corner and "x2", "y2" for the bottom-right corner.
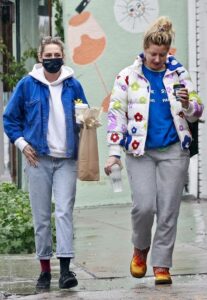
[{"x1": 152, "y1": 63, "x2": 164, "y2": 70}]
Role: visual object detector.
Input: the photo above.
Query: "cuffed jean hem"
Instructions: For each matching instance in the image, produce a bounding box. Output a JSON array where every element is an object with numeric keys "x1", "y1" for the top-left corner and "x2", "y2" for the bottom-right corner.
[
  {"x1": 36, "y1": 254, "x2": 53, "y2": 260},
  {"x1": 56, "y1": 252, "x2": 74, "y2": 258}
]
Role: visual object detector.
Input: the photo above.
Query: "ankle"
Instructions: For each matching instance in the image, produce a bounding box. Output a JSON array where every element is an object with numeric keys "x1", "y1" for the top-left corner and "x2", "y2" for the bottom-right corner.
[
  {"x1": 153, "y1": 267, "x2": 170, "y2": 274},
  {"x1": 59, "y1": 257, "x2": 71, "y2": 275},
  {"x1": 40, "y1": 259, "x2": 51, "y2": 273},
  {"x1": 134, "y1": 247, "x2": 150, "y2": 257}
]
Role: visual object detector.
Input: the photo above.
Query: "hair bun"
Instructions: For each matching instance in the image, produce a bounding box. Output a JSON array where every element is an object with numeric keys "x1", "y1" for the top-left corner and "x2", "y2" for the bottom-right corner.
[
  {"x1": 156, "y1": 17, "x2": 173, "y2": 33},
  {"x1": 158, "y1": 24, "x2": 171, "y2": 32},
  {"x1": 143, "y1": 16, "x2": 175, "y2": 49}
]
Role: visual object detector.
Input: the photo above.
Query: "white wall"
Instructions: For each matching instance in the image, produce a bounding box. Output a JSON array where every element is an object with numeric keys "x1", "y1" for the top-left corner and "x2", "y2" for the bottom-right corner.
[
  {"x1": 188, "y1": 0, "x2": 198, "y2": 197},
  {"x1": 195, "y1": 0, "x2": 207, "y2": 198}
]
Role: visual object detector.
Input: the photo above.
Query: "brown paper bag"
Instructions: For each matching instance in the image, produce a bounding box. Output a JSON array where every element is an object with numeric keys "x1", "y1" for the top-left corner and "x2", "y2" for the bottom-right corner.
[{"x1": 78, "y1": 124, "x2": 100, "y2": 181}]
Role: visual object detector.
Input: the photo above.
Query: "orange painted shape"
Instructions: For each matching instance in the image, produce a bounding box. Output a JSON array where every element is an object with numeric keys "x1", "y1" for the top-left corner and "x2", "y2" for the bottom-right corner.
[
  {"x1": 169, "y1": 47, "x2": 177, "y2": 55},
  {"x1": 69, "y1": 12, "x2": 90, "y2": 26},
  {"x1": 101, "y1": 94, "x2": 111, "y2": 112},
  {"x1": 73, "y1": 34, "x2": 106, "y2": 65}
]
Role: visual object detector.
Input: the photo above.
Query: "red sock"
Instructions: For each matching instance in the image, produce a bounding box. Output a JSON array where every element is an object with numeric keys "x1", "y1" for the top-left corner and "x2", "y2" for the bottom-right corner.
[{"x1": 40, "y1": 259, "x2": 51, "y2": 273}]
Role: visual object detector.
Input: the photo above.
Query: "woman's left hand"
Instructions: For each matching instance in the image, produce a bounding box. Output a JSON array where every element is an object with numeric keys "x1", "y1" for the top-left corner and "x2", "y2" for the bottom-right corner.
[
  {"x1": 104, "y1": 156, "x2": 122, "y2": 176},
  {"x1": 176, "y1": 88, "x2": 189, "y2": 109}
]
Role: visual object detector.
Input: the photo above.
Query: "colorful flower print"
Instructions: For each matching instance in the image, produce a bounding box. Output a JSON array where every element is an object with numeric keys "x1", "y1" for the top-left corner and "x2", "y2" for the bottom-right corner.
[
  {"x1": 125, "y1": 112, "x2": 128, "y2": 119},
  {"x1": 132, "y1": 140, "x2": 140, "y2": 150},
  {"x1": 166, "y1": 73, "x2": 174, "y2": 79},
  {"x1": 131, "y1": 126, "x2": 137, "y2": 134},
  {"x1": 120, "y1": 137, "x2": 125, "y2": 147},
  {"x1": 117, "y1": 75, "x2": 121, "y2": 80},
  {"x1": 134, "y1": 112, "x2": 143, "y2": 122},
  {"x1": 110, "y1": 133, "x2": 119, "y2": 143},
  {"x1": 125, "y1": 76, "x2": 129, "y2": 85},
  {"x1": 138, "y1": 74, "x2": 147, "y2": 82},
  {"x1": 108, "y1": 112, "x2": 117, "y2": 131},
  {"x1": 131, "y1": 82, "x2": 139, "y2": 91},
  {"x1": 182, "y1": 135, "x2": 192, "y2": 149},
  {"x1": 179, "y1": 125, "x2": 184, "y2": 131},
  {"x1": 171, "y1": 59, "x2": 179, "y2": 66},
  {"x1": 113, "y1": 100, "x2": 122, "y2": 109},
  {"x1": 121, "y1": 124, "x2": 127, "y2": 132},
  {"x1": 166, "y1": 86, "x2": 172, "y2": 94},
  {"x1": 139, "y1": 97, "x2": 147, "y2": 104},
  {"x1": 121, "y1": 85, "x2": 127, "y2": 91},
  {"x1": 124, "y1": 134, "x2": 132, "y2": 150},
  {"x1": 193, "y1": 101, "x2": 203, "y2": 117},
  {"x1": 189, "y1": 91, "x2": 202, "y2": 104}
]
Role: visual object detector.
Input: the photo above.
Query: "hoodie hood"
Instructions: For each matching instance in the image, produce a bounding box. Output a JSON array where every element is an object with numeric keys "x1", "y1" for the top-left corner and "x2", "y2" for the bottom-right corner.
[{"x1": 29, "y1": 63, "x2": 74, "y2": 86}]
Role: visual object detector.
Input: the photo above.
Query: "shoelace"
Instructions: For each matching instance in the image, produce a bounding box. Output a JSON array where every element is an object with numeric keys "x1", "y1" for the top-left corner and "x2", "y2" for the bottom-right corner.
[{"x1": 62, "y1": 271, "x2": 77, "y2": 277}]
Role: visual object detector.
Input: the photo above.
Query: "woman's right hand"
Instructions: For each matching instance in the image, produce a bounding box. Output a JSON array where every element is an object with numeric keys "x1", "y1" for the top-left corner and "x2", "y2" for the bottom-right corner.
[
  {"x1": 23, "y1": 145, "x2": 38, "y2": 167},
  {"x1": 104, "y1": 156, "x2": 122, "y2": 176}
]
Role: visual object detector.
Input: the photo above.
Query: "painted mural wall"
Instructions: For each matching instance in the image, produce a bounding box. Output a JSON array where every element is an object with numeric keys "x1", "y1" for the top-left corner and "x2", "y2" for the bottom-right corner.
[{"x1": 62, "y1": 0, "x2": 188, "y2": 207}]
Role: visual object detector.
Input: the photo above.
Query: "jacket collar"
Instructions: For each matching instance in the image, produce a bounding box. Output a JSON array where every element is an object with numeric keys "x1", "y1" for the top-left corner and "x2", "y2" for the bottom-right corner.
[{"x1": 132, "y1": 53, "x2": 184, "y2": 76}]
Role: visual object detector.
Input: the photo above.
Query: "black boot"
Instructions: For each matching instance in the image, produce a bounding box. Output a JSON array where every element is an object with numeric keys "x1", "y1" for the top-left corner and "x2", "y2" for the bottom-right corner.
[
  {"x1": 36, "y1": 272, "x2": 51, "y2": 289},
  {"x1": 59, "y1": 257, "x2": 78, "y2": 289},
  {"x1": 59, "y1": 271, "x2": 78, "y2": 289}
]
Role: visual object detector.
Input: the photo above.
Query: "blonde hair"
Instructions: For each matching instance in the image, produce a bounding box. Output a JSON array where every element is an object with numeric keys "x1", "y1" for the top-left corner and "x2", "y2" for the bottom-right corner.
[
  {"x1": 143, "y1": 16, "x2": 175, "y2": 50},
  {"x1": 38, "y1": 36, "x2": 64, "y2": 57}
]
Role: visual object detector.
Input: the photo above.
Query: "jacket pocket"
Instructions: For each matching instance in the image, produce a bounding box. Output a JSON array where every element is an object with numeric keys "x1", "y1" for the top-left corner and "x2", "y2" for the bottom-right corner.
[{"x1": 25, "y1": 98, "x2": 41, "y2": 125}]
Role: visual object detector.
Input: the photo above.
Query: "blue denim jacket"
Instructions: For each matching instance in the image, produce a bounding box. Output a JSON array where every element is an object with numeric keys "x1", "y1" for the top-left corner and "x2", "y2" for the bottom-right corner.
[{"x1": 3, "y1": 75, "x2": 88, "y2": 159}]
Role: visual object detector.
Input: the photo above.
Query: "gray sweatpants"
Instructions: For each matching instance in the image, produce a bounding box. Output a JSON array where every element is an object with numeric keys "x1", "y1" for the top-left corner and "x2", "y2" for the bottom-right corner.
[{"x1": 125, "y1": 143, "x2": 190, "y2": 268}]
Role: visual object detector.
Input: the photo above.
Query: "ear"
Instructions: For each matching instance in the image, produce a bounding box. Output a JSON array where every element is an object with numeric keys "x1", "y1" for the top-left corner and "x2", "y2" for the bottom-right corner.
[{"x1": 38, "y1": 53, "x2": 43, "y2": 63}]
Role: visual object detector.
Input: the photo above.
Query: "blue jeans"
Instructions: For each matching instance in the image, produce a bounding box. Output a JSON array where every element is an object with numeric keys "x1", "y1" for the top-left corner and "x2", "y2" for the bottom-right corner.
[{"x1": 25, "y1": 156, "x2": 77, "y2": 259}]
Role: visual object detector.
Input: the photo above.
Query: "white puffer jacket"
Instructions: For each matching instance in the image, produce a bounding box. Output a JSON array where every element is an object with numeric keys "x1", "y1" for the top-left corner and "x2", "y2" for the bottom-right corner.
[{"x1": 107, "y1": 54, "x2": 204, "y2": 157}]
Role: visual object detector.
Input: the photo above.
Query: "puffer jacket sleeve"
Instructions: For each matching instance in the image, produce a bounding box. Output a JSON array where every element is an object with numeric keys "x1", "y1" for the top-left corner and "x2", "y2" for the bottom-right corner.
[
  {"x1": 177, "y1": 67, "x2": 204, "y2": 122},
  {"x1": 107, "y1": 70, "x2": 129, "y2": 157}
]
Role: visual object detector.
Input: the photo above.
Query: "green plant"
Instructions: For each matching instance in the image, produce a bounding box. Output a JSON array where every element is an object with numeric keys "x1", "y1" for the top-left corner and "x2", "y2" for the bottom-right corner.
[
  {"x1": 52, "y1": 0, "x2": 64, "y2": 41},
  {"x1": 0, "y1": 40, "x2": 37, "y2": 90},
  {"x1": 0, "y1": 182, "x2": 56, "y2": 254},
  {"x1": 0, "y1": 182, "x2": 34, "y2": 253}
]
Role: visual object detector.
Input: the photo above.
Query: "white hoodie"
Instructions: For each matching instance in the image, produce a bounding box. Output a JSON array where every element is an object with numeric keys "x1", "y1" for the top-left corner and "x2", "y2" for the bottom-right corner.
[{"x1": 15, "y1": 63, "x2": 74, "y2": 158}]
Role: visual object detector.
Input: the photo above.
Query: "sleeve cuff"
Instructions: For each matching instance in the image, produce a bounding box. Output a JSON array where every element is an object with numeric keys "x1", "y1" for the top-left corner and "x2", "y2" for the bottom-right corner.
[
  {"x1": 183, "y1": 102, "x2": 194, "y2": 116},
  {"x1": 14, "y1": 137, "x2": 29, "y2": 152},
  {"x1": 109, "y1": 144, "x2": 122, "y2": 157}
]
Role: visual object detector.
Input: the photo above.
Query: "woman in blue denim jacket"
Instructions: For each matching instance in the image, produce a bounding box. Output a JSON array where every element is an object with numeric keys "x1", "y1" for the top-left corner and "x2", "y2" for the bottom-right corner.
[{"x1": 3, "y1": 36, "x2": 88, "y2": 290}]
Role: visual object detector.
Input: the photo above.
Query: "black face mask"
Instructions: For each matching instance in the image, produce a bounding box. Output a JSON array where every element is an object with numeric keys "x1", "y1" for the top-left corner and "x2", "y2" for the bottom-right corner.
[{"x1": 42, "y1": 58, "x2": 63, "y2": 73}]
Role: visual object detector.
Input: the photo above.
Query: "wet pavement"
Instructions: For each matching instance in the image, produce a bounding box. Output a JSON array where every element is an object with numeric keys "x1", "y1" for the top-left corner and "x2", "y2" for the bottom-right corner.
[{"x1": 1, "y1": 198, "x2": 207, "y2": 299}]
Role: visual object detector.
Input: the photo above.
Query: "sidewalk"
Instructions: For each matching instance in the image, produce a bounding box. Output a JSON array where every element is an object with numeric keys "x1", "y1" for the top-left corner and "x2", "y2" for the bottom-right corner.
[{"x1": 1, "y1": 198, "x2": 207, "y2": 300}]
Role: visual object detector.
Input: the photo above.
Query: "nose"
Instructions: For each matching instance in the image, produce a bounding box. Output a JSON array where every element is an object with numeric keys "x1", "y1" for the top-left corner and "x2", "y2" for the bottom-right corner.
[{"x1": 154, "y1": 55, "x2": 161, "y2": 63}]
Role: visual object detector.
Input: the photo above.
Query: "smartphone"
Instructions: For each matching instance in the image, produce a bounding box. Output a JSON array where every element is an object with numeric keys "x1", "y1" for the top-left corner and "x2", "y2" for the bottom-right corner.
[{"x1": 173, "y1": 84, "x2": 185, "y2": 101}]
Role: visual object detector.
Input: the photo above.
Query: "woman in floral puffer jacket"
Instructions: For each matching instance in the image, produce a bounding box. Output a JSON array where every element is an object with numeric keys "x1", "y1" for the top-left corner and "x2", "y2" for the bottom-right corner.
[{"x1": 105, "y1": 16, "x2": 203, "y2": 285}]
